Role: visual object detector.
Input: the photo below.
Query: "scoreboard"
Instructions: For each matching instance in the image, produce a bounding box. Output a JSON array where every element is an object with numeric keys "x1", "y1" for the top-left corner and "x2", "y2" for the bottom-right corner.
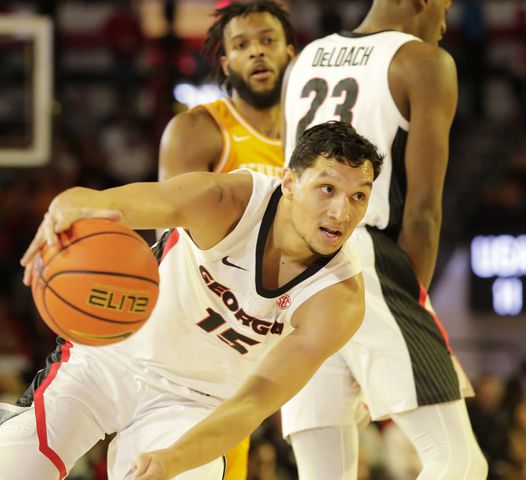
[{"x1": 470, "y1": 234, "x2": 526, "y2": 316}]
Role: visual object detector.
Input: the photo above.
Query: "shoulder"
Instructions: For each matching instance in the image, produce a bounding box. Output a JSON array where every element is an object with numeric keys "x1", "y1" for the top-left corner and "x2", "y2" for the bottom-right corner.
[
  {"x1": 159, "y1": 106, "x2": 224, "y2": 176},
  {"x1": 162, "y1": 106, "x2": 222, "y2": 142},
  {"x1": 215, "y1": 171, "x2": 255, "y2": 211},
  {"x1": 392, "y1": 41, "x2": 457, "y2": 87}
]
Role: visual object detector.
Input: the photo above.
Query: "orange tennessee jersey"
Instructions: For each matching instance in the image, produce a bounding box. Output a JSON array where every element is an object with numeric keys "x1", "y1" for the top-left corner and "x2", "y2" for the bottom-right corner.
[{"x1": 202, "y1": 98, "x2": 284, "y2": 177}]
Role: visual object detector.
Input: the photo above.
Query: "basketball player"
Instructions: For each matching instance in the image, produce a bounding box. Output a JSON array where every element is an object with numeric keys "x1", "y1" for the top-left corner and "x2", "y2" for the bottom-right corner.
[
  {"x1": 159, "y1": 0, "x2": 296, "y2": 182},
  {"x1": 280, "y1": 1, "x2": 488, "y2": 479},
  {"x1": 0, "y1": 122, "x2": 384, "y2": 480},
  {"x1": 158, "y1": 2, "x2": 296, "y2": 476}
]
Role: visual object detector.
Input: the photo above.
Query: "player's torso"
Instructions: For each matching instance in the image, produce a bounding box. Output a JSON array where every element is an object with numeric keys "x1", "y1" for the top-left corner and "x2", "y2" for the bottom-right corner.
[
  {"x1": 285, "y1": 31, "x2": 420, "y2": 234},
  {"x1": 203, "y1": 98, "x2": 284, "y2": 178},
  {"x1": 106, "y1": 171, "x2": 359, "y2": 400}
]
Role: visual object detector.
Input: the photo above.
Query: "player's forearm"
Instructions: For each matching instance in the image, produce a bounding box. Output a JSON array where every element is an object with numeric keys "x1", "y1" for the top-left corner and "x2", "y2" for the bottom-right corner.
[
  {"x1": 162, "y1": 368, "x2": 305, "y2": 476},
  {"x1": 397, "y1": 212, "x2": 442, "y2": 289},
  {"x1": 163, "y1": 394, "x2": 269, "y2": 476},
  {"x1": 51, "y1": 182, "x2": 184, "y2": 230}
]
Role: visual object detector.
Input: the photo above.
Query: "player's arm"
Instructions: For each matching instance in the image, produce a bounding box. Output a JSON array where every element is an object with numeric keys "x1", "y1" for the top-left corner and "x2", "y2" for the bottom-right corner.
[
  {"x1": 156, "y1": 107, "x2": 223, "y2": 238},
  {"x1": 159, "y1": 107, "x2": 223, "y2": 179},
  {"x1": 132, "y1": 274, "x2": 365, "y2": 479},
  {"x1": 21, "y1": 172, "x2": 252, "y2": 285},
  {"x1": 392, "y1": 43, "x2": 458, "y2": 288}
]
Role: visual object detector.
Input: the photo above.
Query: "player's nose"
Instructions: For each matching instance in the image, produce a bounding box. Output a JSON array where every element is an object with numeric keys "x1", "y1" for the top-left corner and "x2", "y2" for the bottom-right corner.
[
  {"x1": 248, "y1": 41, "x2": 265, "y2": 58},
  {"x1": 327, "y1": 196, "x2": 350, "y2": 222}
]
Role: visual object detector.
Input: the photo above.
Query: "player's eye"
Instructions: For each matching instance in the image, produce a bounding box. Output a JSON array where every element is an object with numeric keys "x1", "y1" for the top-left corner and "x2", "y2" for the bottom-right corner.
[
  {"x1": 320, "y1": 185, "x2": 334, "y2": 195},
  {"x1": 352, "y1": 192, "x2": 366, "y2": 201}
]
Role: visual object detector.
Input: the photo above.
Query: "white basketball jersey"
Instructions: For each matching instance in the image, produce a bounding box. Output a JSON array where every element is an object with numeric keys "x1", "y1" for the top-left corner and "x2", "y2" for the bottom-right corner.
[
  {"x1": 98, "y1": 170, "x2": 360, "y2": 401},
  {"x1": 284, "y1": 31, "x2": 421, "y2": 234}
]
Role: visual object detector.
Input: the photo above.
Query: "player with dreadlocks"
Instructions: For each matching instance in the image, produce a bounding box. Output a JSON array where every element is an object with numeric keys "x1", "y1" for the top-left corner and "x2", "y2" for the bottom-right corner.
[{"x1": 158, "y1": 0, "x2": 297, "y2": 182}]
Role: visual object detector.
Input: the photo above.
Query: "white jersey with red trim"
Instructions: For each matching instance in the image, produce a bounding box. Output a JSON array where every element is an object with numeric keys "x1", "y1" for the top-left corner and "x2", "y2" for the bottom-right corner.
[
  {"x1": 284, "y1": 31, "x2": 420, "y2": 233},
  {"x1": 80, "y1": 170, "x2": 361, "y2": 401}
]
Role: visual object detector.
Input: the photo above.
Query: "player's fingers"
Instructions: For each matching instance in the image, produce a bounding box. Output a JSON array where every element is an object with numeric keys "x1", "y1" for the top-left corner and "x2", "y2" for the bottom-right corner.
[
  {"x1": 43, "y1": 213, "x2": 59, "y2": 246},
  {"x1": 22, "y1": 257, "x2": 36, "y2": 286},
  {"x1": 20, "y1": 238, "x2": 38, "y2": 268},
  {"x1": 51, "y1": 208, "x2": 123, "y2": 233},
  {"x1": 20, "y1": 219, "x2": 47, "y2": 267}
]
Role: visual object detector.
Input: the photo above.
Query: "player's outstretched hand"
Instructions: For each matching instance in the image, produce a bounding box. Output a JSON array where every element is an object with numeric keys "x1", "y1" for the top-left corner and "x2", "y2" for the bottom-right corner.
[
  {"x1": 20, "y1": 205, "x2": 122, "y2": 286},
  {"x1": 133, "y1": 450, "x2": 173, "y2": 480}
]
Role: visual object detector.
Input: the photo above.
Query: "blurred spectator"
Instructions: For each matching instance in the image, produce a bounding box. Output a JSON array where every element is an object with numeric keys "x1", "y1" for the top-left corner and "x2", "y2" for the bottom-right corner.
[
  {"x1": 502, "y1": 398, "x2": 526, "y2": 480},
  {"x1": 101, "y1": 101, "x2": 154, "y2": 184},
  {"x1": 468, "y1": 374, "x2": 510, "y2": 479},
  {"x1": 473, "y1": 166, "x2": 526, "y2": 234},
  {"x1": 103, "y1": 0, "x2": 144, "y2": 100},
  {"x1": 381, "y1": 420, "x2": 422, "y2": 480},
  {"x1": 248, "y1": 412, "x2": 296, "y2": 479},
  {"x1": 511, "y1": 6, "x2": 526, "y2": 120},
  {"x1": 459, "y1": 0, "x2": 489, "y2": 117},
  {"x1": 503, "y1": 359, "x2": 526, "y2": 419},
  {"x1": 319, "y1": 0, "x2": 343, "y2": 36},
  {"x1": 248, "y1": 438, "x2": 280, "y2": 480},
  {"x1": 359, "y1": 422, "x2": 389, "y2": 480}
]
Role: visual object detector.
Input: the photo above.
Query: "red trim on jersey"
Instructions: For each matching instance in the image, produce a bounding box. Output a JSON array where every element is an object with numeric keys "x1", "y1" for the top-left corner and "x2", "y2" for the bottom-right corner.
[
  {"x1": 418, "y1": 284, "x2": 452, "y2": 353},
  {"x1": 34, "y1": 341, "x2": 73, "y2": 480},
  {"x1": 161, "y1": 229, "x2": 180, "y2": 262}
]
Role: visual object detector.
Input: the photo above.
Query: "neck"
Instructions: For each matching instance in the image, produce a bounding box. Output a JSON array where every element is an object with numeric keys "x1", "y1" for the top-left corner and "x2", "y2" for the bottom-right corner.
[
  {"x1": 230, "y1": 92, "x2": 282, "y2": 139},
  {"x1": 354, "y1": 2, "x2": 416, "y2": 36},
  {"x1": 269, "y1": 199, "x2": 318, "y2": 267}
]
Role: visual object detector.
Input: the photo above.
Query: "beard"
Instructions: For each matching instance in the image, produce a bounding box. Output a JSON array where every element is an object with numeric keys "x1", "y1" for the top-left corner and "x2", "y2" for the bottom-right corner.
[{"x1": 227, "y1": 64, "x2": 285, "y2": 109}]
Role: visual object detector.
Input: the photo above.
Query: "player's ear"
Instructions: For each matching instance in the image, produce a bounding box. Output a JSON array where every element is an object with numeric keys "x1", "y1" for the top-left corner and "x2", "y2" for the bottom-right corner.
[
  {"x1": 286, "y1": 43, "x2": 296, "y2": 59},
  {"x1": 411, "y1": 0, "x2": 428, "y2": 13},
  {"x1": 220, "y1": 56, "x2": 230, "y2": 76},
  {"x1": 281, "y1": 168, "x2": 297, "y2": 199}
]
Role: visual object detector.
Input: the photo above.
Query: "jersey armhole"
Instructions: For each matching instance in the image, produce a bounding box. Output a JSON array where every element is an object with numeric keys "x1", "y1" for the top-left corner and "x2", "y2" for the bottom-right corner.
[{"x1": 200, "y1": 103, "x2": 231, "y2": 173}]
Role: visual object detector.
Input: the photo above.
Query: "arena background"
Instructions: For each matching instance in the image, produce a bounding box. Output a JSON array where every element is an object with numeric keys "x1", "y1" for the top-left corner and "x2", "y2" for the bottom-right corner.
[{"x1": 0, "y1": 1, "x2": 525, "y2": 478}]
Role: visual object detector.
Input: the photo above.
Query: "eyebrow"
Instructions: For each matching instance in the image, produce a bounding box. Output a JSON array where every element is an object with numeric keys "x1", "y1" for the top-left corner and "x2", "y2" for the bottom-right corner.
[
  {"x1": 229, "y1": 28, "x2": 277, "y2": 41},
  {"x1": 318, "y1": 171, "x2": 373, "y2": 189}
]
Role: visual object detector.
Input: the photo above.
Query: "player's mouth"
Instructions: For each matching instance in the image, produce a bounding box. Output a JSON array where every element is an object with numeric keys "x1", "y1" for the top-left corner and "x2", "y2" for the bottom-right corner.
[
  {"x1": 250, "y1": 63, "x2": 272, "y2": 80},
  {"x1": 319, "y1": 226, "x2": 343, "y2": 243}
]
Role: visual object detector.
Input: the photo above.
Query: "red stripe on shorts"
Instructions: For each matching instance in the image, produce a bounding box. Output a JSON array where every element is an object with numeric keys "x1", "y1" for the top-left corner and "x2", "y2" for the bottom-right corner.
[
  {"x1": 418, "y1": 284, "x2": 452, "y2": 353},
  {"x1": 160, "y1": 229, "x2": 180, "y2": 262},
  {"x1": 34, "y1": 341, "x2": 73, "y2": 480}
]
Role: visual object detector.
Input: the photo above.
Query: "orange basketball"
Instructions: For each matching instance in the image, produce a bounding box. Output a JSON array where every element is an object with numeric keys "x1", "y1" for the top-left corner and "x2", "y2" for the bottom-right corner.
[{"x1": 31, "y1": 218, "x2": 160, "y2": 346}]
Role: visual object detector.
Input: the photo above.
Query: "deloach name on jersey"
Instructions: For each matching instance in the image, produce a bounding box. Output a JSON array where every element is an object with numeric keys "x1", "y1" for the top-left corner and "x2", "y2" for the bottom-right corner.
[{"x1": 312, "y1": 46, "x2": 374, "y2": 68}]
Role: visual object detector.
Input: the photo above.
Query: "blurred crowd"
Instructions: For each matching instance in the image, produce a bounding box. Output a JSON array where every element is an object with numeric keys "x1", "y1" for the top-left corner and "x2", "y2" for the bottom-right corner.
[{"x1": 1, "y1": 0, "x2": 526, "y2": 478}]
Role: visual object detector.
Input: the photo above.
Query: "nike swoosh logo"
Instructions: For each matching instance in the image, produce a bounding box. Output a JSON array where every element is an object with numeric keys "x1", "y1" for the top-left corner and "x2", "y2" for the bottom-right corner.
[
  {"x1": 233, "y1": 134, "x2": 250, "y2": 142},
  {"x1": 222, "y1": 256, "x2": 247, "y2": 271}
]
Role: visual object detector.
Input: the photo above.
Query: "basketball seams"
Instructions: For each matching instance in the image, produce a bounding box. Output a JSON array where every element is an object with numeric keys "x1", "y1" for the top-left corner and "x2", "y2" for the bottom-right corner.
[
  {"x1": 46, "y1": 270, "x2": 159, "y2": 286},
  {"x1": 31, "y1": 219, "x2": 160, "y2": 346},
  {"x1": 38, "y1": 279, "x2": 74, "y2": 340},
  {"x1": 43, "y1": 231, "x2": 149, "y2": 270}
]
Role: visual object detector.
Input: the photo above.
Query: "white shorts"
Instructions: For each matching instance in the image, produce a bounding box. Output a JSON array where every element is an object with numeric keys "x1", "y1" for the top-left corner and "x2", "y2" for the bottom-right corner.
[
  {"x1": 282, "y1": 227, "x2": 473, "y2": 436},
  {"x1": 0, "y1": 343, "x2": 225, "y2": 480}
]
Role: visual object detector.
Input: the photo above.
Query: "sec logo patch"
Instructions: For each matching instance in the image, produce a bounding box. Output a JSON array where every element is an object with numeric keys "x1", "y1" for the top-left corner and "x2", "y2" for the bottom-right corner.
[{"x1": 276, "y1": 294, "x2": 291, "y2": 310}]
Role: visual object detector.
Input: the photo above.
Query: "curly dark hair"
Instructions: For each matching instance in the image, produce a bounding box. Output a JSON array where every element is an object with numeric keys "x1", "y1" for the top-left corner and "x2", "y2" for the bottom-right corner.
[
  {"x1": 289, "y1": 121, "x2": 384, "y2": 180},
  {"x1": 203, "y1": 0, "x2": 297, "y2": 91}
]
